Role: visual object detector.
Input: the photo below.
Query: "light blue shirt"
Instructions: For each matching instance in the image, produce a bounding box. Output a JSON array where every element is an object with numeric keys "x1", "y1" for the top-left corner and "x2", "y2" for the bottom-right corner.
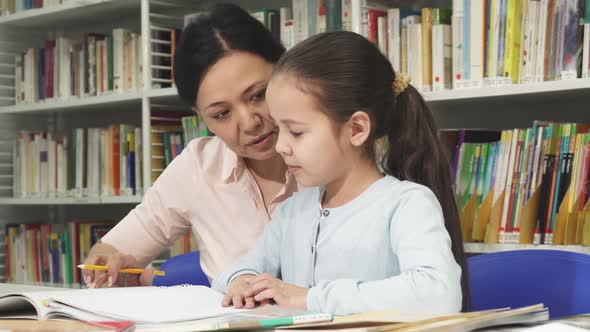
[{"x1": 212, "y1": 176, "x2": 462, "y2": 315}]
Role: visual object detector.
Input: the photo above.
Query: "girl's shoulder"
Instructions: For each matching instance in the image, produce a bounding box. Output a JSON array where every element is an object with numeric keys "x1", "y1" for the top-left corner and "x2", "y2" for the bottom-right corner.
[
  {"x1": 276, "y1": 186, "x2": 322, "y2": 214},
  {"x1": 383, "y1": 176, "x2": 442, "y2": 212},
  {"x1": 368, "y1": 175, "x2": 438, "y2": 207}
]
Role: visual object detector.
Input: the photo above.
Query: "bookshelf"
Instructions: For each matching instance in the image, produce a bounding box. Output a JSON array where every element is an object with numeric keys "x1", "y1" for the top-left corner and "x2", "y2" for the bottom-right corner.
[
  {"x1": 0, "y1": 0, "x2": 589, "y2": 287},
  {"x1": 0, "y1": 91, "x2": 142, "y2": 114},
  {"x1": 423, "y1": 79, "x2": 590, "y2": 102},
  {"x1": 0, "y1": 196, "x2": 142, "y2": 205},
  {"x1": 0, "y1": 0, "x2": 140, "y2": 28},
  {"x1": 464, "y1": 243, "x2": 590, "y2": 255}
]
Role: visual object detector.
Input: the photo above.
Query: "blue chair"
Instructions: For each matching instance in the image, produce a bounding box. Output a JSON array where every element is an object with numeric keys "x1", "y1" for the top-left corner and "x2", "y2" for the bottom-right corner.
[
  {"x1": 468, "y1": 249, "x2": 590, "y2": 318},
  {"x1": 153, "y1": 251, "x2": 210, "y2": 287}
]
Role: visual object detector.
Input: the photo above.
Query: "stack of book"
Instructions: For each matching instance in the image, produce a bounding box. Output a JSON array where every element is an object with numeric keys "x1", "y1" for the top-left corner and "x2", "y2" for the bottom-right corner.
[
  {"x1": 15, "y1": 29, "x2": 143, "y2": 105},
  {"x1": 445, "y1": 122, "x2": 590, "y2": 246},
  {"x1": 14, "y1": 125, "x2": 143, "y2": 199},
  {"x1": 4, "y1": 220, "x2": 116, "y2": 286}
]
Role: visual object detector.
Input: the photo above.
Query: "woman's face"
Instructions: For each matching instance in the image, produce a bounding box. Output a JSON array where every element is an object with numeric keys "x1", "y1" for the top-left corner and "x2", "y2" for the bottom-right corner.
[{"x1": 195, "y1": 51, "x2": 278, "y2": 161}]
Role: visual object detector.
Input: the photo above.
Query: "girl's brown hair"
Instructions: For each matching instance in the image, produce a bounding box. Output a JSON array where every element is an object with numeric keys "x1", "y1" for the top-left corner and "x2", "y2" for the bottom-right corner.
[{"x1": 273, "y1": 31, "x2": 470, "y2": 311}]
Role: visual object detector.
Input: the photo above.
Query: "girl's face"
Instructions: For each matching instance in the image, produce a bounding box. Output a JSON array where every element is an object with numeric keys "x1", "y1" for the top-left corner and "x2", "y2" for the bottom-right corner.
[
  {"x1": 267, "y1": 74, "x2": 354, "y2": 187},
  {"x1": 195, "y1": 51, "x2": 278, "y2": 161}
]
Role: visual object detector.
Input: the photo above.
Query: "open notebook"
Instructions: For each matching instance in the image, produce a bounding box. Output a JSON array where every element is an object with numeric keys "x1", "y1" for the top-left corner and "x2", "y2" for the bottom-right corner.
[{"x1": 0, "y1": 285, "x2": 245, "y2": 324}]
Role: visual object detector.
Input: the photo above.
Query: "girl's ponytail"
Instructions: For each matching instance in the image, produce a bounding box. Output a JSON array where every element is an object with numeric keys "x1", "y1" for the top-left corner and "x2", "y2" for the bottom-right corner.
[{"x1": 384, "y1": 82, "x2": 470, "y2": 311}]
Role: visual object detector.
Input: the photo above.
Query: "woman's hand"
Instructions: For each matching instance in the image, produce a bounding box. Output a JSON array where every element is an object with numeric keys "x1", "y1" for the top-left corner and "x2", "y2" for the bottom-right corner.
[
  {"x1": 83, "y1": 243, "x2": 154, "y2": 288},
  {"x1": 222, "y1": 274, "x2": 258, "y2": 309},
  {"x1": 244, "y1": 273, "x2": 309, "y2": 310}
]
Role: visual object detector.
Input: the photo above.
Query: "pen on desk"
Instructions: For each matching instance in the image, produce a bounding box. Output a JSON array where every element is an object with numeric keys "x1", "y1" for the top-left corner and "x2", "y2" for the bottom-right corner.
[
  {"x1": 77, "y1": 264, "x2": 166, "y2": 276},
  {"x1": 223, "y1": 313, "x2": 334, "y2": 329}
]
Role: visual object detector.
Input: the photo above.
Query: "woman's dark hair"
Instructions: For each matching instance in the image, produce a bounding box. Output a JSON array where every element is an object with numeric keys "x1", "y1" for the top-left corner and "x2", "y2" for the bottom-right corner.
[
  {"x1": 273, "y1": 31, "x2": 470, "y2": 311},
  {"x1": 174, "y1": 3, "x2": 285, "y2": 106}
]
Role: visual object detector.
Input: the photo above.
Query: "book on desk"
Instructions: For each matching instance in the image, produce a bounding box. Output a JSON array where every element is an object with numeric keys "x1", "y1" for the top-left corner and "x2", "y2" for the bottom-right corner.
[{"x1": 0, "y1": 284, "x2": 549, "y2": 331}]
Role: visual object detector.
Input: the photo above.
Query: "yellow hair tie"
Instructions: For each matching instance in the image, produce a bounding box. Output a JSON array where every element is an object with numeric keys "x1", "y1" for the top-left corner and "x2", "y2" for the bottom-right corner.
[{"x1": 393, "y1": 73, "x2": 410, "y2": 96}]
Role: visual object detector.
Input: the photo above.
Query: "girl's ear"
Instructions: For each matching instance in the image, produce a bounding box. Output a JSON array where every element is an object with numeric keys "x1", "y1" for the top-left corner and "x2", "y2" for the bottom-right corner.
[{"x1": 348, "y1": 111, "x2": 371, "y2": 147}]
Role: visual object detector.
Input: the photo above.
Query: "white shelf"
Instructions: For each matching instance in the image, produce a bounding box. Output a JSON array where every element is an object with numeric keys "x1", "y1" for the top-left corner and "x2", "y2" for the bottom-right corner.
[
  {"x1": 0, "y1": 196, "x2": 142, "y2": 205},
  {"x1": 146, "y1": 80, "x2": 590, "y2": 105},
  {"x1": 0, "y1": 91, "x2": 142, "y2": 114},
  {"x1": 464, "y1": 243, "x2": 590, "y2": 254},
  {"x1": 146, "y1": 87, "x2": 178, "y2": 99},
  {"x1": 0, "y1": 0, "x2": 140, "y2": 29},
  {"x1": 423, "y1": 78, "x2": 590, "y2": 102}
]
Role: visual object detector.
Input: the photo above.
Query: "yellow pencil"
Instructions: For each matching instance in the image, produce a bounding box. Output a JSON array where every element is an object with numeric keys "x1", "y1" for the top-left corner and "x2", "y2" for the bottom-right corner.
[{"x1": 77, "y1": 264, "x2": 166, "y2": 276}]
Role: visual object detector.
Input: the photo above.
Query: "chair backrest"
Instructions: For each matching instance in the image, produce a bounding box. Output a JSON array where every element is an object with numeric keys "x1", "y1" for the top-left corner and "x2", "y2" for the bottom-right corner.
[
  {"x1": 468, "y1": 249, "x2": 590, "y2": 318},
  {"x1": 152, "y1": 251, "x2": 210, "y2": 287}
]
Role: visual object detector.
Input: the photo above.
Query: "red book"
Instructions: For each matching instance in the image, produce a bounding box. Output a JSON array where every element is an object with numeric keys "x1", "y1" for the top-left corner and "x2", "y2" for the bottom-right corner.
[
  {"x1": 40, "y1": 224, "x2": 51, "y2": 282},
  {"x1": 367, "y1": 10, "x2": 386, "y2": 44},
  {"x1": 44, "y1": 40, "x2": 55, "y2": 99},
  {"x1": 505, "y1": 135, "x2": 523, "y2": 235}
]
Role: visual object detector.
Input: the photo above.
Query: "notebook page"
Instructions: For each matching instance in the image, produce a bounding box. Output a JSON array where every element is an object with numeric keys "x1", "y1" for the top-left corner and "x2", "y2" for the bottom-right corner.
[{"x1": 44, "y1": 285, "x2": 245, "y2": 324}]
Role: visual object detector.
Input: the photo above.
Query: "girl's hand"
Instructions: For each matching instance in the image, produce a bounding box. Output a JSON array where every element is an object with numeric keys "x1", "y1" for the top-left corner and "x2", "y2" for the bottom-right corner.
[
  {"x1": 244, "y1": 273, "x2": 309, "y2": 310},
  {"x1": 222, "y1": 274, "x2": 258, "y2": 309},
  {"x1": 83, "y1": 243, "x2": 154, "y2": 288}
]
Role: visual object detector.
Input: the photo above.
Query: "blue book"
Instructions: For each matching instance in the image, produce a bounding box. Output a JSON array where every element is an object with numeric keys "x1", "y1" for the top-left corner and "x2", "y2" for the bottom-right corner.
[
  {"x1": 549, "y1": 125, "x2": 570, "y2": 234},
  {"x1": 127, "y1": 151, "x2": 135, "y2": 195}
]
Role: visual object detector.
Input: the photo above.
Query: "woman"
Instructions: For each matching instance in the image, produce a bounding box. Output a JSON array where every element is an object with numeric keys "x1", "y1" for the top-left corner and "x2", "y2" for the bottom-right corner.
[{"x1": 83, "y1": 3, "x2": 298, "y2": 288}]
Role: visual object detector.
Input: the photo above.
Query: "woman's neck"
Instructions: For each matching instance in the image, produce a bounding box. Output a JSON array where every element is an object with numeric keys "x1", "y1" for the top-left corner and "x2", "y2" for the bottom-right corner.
[
  {"x1": 322, "y1": 158, "x2": 383, "y2": 209},
  {"x1": 245, "y1": 153, "x2": 288, "y2": 183}
]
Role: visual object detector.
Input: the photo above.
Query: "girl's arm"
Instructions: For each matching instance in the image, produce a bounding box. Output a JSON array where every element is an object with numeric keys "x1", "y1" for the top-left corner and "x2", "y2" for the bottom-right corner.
[
  {"x1": 306, "y1": 188, "x2": 462, "y2": 315},
  {"x1": 211, "y1": 205, "x2": 284, "y2": 293}
]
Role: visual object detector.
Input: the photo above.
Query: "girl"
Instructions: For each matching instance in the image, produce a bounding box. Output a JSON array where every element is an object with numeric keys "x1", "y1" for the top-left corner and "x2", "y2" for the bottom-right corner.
[
  {"x1": 83, "y1": 4, "x2": 300, "y2": 288},
  {"x1": 212, "y1": 31, "x2": 469, "y2": 315}
]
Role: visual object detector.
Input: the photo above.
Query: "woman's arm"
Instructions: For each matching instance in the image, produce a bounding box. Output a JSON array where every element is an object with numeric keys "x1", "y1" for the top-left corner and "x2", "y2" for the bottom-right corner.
[
  {"x1": 84, "y1": 146, "x2": 195, "y2": 287},
  {"x1": 306, "y1": 188, "x2": 462, "y2": 315}
]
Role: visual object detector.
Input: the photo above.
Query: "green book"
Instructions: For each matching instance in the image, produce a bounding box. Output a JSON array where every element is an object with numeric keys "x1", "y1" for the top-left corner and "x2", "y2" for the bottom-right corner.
[
  {"x1": 459, "y1": 143, "x2": 476, "y2": 209},
  {"x1": 163, "y1": 132, "x2": 172, "y2": 166},
  {"x1": 326, "y1": 0, "x2": 342, "y2": 32},
  {"x1": 477, "y1": 143, "x2": 489, "y2": 206},
  {"x1": 107, "y1": 36, "x2": 114, "y2": 91},
  {"x1": 63, "y1": 229, "x2": 73, "y2": 285},
  {"x1": 432, "y1": 8, "x2": 452, "y2": 25}
]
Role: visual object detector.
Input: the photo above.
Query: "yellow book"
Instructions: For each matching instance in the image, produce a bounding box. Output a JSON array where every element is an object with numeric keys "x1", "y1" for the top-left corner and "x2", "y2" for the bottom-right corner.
[
  {"x1": 504, "y1": 0, "x2": 523, "y2": 82},
  {"x1": 567, "y1": 130, "x2": 582, "y2": 213},
  {"x1": 151, "y1": 158, "x2": 165, "y2": 170},
  {"x1": 401, "y1": 24, "x2": 408, "y2": 73}
]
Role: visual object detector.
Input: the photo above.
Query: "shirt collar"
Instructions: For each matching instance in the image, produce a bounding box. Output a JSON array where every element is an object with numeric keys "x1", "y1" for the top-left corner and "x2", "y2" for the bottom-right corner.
[
  {"x1": 222, "y1": 150, "x2": 247, "y2": 184},
  {"x1": 222, "y1": 152, "x2": 300, "y2": 191}
]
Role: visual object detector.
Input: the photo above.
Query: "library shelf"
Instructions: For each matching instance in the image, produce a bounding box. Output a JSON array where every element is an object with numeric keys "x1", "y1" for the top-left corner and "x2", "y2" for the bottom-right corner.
[
  {"x1": 0, "y1": 91, "x2": 142, "y2": 114},
  {"x1": 148, "y1": 79, "x2": 590, "y2": 105},
  {"x1": 464, "y1": 243, "x2": 590, "y2": 254},
  {"x1": 0, "y1": 195, "x2": 142, "y2": 205},
  {"x1": 423, "y1": 78, "x2": 590, "y2": 102},
  {"x1": 0, "y1": 0, "x2": 140, "y2": 29}
]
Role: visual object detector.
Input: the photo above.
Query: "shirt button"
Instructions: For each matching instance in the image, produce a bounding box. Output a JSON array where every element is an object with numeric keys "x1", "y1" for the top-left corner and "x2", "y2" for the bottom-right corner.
[{"x1": 322, "y1": 209, "x2": 330, "y2": 217}]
